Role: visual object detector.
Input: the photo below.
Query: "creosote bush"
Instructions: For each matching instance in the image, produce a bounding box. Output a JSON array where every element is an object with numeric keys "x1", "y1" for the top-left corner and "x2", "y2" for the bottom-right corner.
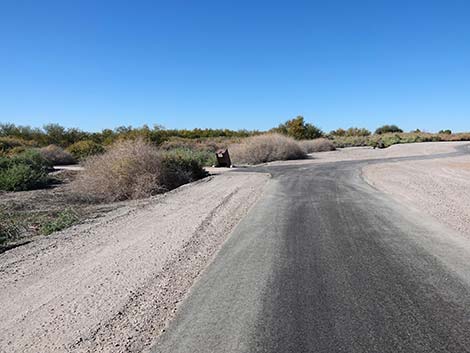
[
  {"x1": 0, "y1": 137, "x2": 36, "y2": 156},
  {"x1": 159, "y1": 149, "x2": 209, "y2": 190},
  {"x1": 230, "y1": 133, "x2": 307, "y2": 165},
  {"x1": 300, "y1": 138, "x2": 336, "y2": 153},
  {"x1": 67, "y1": 140, "x2": 105, "y2": 160},
  {"x1": 0, "y1": 150, "x2": 51, "y2": 191},
  {"x1": 71, "y1": 139, "x2": 207, "y2": 202}
]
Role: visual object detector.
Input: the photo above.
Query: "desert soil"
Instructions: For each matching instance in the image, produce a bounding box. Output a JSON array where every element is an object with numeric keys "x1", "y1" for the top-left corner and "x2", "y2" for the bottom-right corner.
[
  {"x1": 363, "y1": 144, "x2": 470, "y2": 237},
  {"x1": 1, "y1": 141, "x2": 469, "y2": 353},
  {"x1": 0, "y1": 171, "x2": 269, "y2": 353}
]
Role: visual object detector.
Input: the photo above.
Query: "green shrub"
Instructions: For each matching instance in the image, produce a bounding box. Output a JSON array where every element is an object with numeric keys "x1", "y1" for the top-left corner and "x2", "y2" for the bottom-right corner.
[
  {"x1": 332, "y1": 135, "x2": 370, "y2": 148},
  {"x1": 67, "y1": 140, "x2": 105, "y2": 160},
  {"x1": 374, "y1": 125, "x2": 403, "y2": 135},
  {"x1": 159, "y1": 150, "x2": 209, "y2": 190},
  {"x1": 41, "y1": 209, "x2": 79, "y2": 235},
  {"x1": 439, "y1": 129, "x2": 452, "y2": 134},
  {"x1": 330, "y1": 127, "x2": 371, "y2": 137},
  {"x1": 0, "y1": 137, "x2": 35, "y2": 156},
  {"x1": 0, "y1": 150, "x2": 51, "y2": 191},
  {"x1": 161, "y1": 147, "x2": 216, "y2": 167},
  {"x1": 271, "y1": 116, "x2": 323, "y2": 140}
]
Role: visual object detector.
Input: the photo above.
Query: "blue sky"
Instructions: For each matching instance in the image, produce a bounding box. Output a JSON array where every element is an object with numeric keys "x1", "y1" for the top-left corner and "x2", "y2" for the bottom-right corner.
[{"x1": 1, "y1": 0, "x2": 469, "y2": 132}]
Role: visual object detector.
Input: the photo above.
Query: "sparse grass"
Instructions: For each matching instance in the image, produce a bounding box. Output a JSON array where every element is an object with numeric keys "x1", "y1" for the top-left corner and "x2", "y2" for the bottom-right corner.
[
  {"x1": 71, "y1": 139, "x2": 207, "y2": 202},
  {"x1": 40, "y1": 208, "x2": 79, "y2": 235},
  {"x1": 229, "y1": 133, "x2": 307, "y2": 164},
  {"x1": 40, "y1": 145, "x2": 76, "y2": 165},
  {"x1": 0, "y1": 208, "x2": 23, "y2": 245},
  {"x1": 300, "y1": 138, "x2": 336, "y2": 153}
]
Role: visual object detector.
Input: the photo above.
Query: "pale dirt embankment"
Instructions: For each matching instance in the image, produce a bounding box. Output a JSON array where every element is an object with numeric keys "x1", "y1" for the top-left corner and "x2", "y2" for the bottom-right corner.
[
  {"x1": 363, "y1": 142, "x2": 470, "y2": 237},
  {"x1": 0, "y1": 171, "x2": 269, "y2": 353}
]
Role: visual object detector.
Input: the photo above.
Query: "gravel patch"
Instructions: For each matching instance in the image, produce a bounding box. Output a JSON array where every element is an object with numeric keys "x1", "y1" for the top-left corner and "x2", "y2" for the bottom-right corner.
[
  {"x1": 0, "y1": 171, "x2": 269, "y2": 353},
  {"x1": 363, "y1": 149, "x2": 470, "y2": 237}
]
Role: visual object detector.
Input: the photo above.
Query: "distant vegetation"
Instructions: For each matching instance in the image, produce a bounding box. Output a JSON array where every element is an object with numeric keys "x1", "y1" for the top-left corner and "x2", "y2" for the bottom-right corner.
[
  {"x1": 270, "y1": 116, "x2": 324, "y2": 140},
  {"x1": 0, "y1": 123, "x2": 259, "y2": 149},
  {"x1": 2, "y1": 120, "x2": 468, "y2": 161},
  {"x1": 1, "y1": 118, "x2": 469, "y2": 244},
  {"x1": 329, "y1": 127, "x2": 371, "y2": 137},
  {"x1": 374, "y1": 124, "x2": 404, "y2": 135},
  {"x1": 1, "y1": 119, "x2": 469, "y2": 194}
]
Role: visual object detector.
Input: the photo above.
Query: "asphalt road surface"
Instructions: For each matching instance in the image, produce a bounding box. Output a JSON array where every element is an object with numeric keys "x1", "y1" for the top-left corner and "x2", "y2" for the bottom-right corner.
[{"x1": 152, "y1": 147, "x2": 470, "y2": 353}]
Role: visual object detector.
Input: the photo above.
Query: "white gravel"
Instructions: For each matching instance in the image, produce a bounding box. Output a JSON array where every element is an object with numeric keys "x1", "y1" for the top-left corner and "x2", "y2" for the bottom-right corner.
[
  {"x1": 0, "y1": 171, "x2": 269, "y2": 353},
  {"x1": 363, "y1": 143, "x2": 470, "y2": 237}
]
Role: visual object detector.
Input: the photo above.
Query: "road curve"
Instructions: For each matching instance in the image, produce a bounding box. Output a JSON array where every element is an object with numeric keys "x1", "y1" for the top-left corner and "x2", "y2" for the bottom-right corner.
[{"x1": 152, "y1": 147, "x2": 470, "y2": 353}]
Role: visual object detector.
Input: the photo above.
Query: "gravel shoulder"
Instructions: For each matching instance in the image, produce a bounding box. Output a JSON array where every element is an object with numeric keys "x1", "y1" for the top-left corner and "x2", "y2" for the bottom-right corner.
[
  {"x1": 0, "y1": 171, "x2": 269, "y2": 353},
  {"x1": 363, "y1": 143, "x2": 470, "y2": 237}
]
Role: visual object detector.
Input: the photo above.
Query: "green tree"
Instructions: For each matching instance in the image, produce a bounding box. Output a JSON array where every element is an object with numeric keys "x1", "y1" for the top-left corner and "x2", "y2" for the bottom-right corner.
[
  {"x1": 374, "y1": 124, "x2": 403, "y2": 135},
  {"x1": 272, "y1": 116, "x2": 323, "y2": 140}
]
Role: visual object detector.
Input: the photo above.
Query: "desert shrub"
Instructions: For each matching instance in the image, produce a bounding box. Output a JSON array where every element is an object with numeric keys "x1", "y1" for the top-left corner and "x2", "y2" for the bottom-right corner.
[
  {"x1": 40, "y1": 145, "x2": 76, "y2": 165},
  {"x1": 159, "y1": 149, "x2": 208, "y2": 190},
  {"x1": 0, "y1": 150, "x2": 51, "y2": 191},
  {"x1": 230, "y1": 133, "x2": 307, "y2": 164},
  {"x1": 7, "y1": 146, "x2": 28, "y2": 156},
  {"x1": 67, "y1": 140, "x2": 105, "y2": 160},
  {"x1": 374, "y1": 125, "x2": 403, "y2": 135},
  {"x1": 161, "y1": 147, "x2": 216, "y2": 167},
  {"x1": 439, "y1": 129, "x2": 452, "y2": 134},
  {"x1": 0, "y1": 137, "x2": 36, "y2": 156},
  {"x1": 41, "y1": 209, "x2": 79, "y2": 235},
  {"x1": 271, "y1": 116, "x2": 323, "y2": 140},
  {"x1": 159, "y1": 137, "x2": 225, "y2": 166},
  {"x1": 332, "y1": 135, "x2": 370, "y2": 148},
  {"x1": 330, "y1": 127, "x2": 371, "y2": 137},
  {"x1": 71, "y1": 139, "x2": 207, "y2": 202},
  {"x1": 300, "y1": 138, "x2": 336, "y2": 153}
]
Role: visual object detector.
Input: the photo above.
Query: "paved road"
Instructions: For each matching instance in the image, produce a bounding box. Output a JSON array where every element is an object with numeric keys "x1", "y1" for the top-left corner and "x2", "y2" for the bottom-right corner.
[{"x1": 152, "y1": 148, "x2": 470, "y2": 353}]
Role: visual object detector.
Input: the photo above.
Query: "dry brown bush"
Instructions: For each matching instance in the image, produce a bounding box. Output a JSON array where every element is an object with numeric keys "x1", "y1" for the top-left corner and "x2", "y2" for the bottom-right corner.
[
  {"x1": 299, "y1": 138, "x2": 336, "y2": 153},
  {"x1": 229, "y1": 133, "x2": 307, "y2": 165},
  {"x1": 70, "y1": 139, "x2": 207, "y2": 202},
  {"x1": 39, "y1": 145, "x2": 76, "y2": 165},
  {"x1": 71, "y1": 139, "x2": 162, "y2": 202}
]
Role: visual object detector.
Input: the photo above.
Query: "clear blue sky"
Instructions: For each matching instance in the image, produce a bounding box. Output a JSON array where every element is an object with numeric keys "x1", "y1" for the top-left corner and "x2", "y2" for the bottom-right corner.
[{"x1": 1, "y1": 0, "x2": 469, "y2": 133}]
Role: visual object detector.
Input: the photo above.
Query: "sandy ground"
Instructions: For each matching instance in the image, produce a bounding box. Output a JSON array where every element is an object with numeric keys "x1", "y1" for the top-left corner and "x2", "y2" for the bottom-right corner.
[
  {"x1": 363, "y1": 143, "x2": 470, "y2": 237},
  {"x1": 261, "y1": 141, "x2": 468, "y2": 168},
  {"x1": 0, "y1": 171, "x2": 269, "y2": 353},
  {"x1": 311, "y1": 141, "x2": 467, "y2": 162}
]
